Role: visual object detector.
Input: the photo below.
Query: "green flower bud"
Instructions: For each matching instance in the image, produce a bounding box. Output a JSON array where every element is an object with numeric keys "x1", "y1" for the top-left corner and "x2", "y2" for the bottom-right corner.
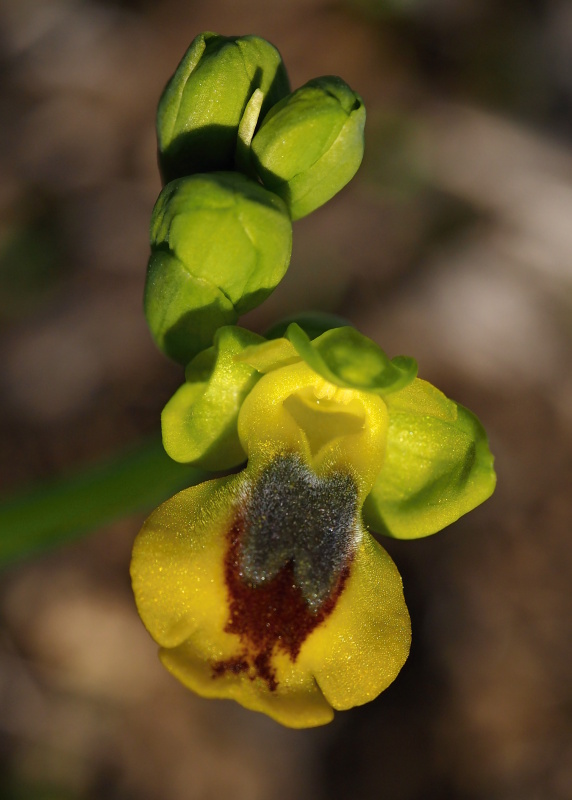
[
  {"x1": 251, "y1": 76, "x2": 366, "y2": 220},
  {"x1": 162, "y1": 326, "x2": 264, "y2": 470},
  {"x1": 157, "y1": 32, "x2": 290, "y2": 183},
  {"x1": 144, "y1": 172, "x2": 292, "y2": 364}
]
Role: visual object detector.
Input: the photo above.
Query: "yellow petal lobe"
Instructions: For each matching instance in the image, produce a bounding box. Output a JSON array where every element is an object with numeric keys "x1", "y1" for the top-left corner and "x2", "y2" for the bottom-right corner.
[{"x1": 299, "y1": 531, "x2": 411, "y2": 710}]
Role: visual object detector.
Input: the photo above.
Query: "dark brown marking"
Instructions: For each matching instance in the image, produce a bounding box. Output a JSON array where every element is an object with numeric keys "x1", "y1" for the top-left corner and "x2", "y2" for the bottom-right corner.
[
  {"x1": 211, "y1": 513, "x2": 352, "y2": 691},
  {"x1": 211, "y1": 657, "x2": 249, "y2": 678}
]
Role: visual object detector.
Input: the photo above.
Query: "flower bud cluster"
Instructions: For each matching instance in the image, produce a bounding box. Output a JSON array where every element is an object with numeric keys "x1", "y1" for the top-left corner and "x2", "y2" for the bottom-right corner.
[{"x1": 145, "y1": 32, "x2": 366, "y2": 363}]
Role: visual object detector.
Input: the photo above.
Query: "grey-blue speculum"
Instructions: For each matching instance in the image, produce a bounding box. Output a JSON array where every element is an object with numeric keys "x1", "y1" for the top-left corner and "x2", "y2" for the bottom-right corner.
[{"x1": 240, "y1": 454, "x2": 359, "y2": 612}]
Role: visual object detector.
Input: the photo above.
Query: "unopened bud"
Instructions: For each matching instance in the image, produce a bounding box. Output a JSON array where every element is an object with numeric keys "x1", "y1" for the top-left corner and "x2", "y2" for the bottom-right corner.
[
  {"x1": 157, "y1": 32, "x2": 290, "y2": 183},
  {"x1": 251, "y1": 76, "x2": 365, "y2": 220},
  {"x1": 144, "y1": 172, "x2": 292, "y2": 363}
]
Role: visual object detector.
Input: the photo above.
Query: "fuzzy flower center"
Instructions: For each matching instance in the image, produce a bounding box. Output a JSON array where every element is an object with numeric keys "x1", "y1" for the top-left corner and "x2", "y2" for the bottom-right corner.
[{"x1": 212, "y1": 454, "x2": 359, "y2": 689}]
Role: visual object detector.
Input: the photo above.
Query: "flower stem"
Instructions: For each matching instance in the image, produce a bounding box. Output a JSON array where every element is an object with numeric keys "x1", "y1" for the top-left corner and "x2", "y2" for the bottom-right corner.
[{"x1": 0, "y1": 436, "x2": 207, "y2": 567}]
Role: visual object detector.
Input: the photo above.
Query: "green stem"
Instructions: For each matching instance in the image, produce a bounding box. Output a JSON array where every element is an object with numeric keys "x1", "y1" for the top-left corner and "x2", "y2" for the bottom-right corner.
[{"x1": 0, "y1": 436, "x2": 208, "y2": 567}]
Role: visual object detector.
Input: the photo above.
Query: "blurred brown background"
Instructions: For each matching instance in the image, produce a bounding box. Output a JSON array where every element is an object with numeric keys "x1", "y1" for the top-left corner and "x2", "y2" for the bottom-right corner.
[{"x1": 1, "y1": 0, "x2": 572, "y2": 798}]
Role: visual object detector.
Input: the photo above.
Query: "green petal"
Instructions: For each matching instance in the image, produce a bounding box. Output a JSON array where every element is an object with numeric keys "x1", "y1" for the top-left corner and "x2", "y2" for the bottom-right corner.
[
  {"x1": 235, "y1": 88, "x2": 264, "y2": 177},
  {"x1": 161, "y1": 326, "x2": 264, "y2": 469},
  {"x1": 363, "y1": 379, "x2": 496, "y2": 539},
  {"x1": 286, "y1": 323, "x2": 417, "y2": 395}
]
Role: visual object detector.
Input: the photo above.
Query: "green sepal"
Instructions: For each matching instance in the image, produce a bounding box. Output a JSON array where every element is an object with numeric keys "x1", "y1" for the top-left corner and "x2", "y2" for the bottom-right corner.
[
  {"x1": 157, "y1": 32, "x2": 290, "y2": 183},
  {"x1": 161, "y1": 326, "x2": 265, "y2": 470},
  {"x1": 235, "y1": 89, "x2": 264, "y2": 177},
  {"x1": 363, "y1": 379, "x2": 496, "y2": 539},
  {"x1": 286, "y1": 324, "x2": 417, "y2": 394},
  {"x1": 145, "y1": 172, "x2": 292, "y2": 363},
  {"x1": 144, "y1": 250, "x2": 237, "y2": 364},
  {"x1": 264, "y1": 311, "x2": 349, "y2": 341},
  {"x1": 251, "y1": 76, "x2": 365, "y2": 219}
]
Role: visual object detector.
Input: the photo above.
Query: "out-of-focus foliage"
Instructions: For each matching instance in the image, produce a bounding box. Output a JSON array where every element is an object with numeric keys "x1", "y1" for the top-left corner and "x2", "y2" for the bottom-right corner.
[{"x1": 2, "y1": 0, "x2": 572, "y2": 795}]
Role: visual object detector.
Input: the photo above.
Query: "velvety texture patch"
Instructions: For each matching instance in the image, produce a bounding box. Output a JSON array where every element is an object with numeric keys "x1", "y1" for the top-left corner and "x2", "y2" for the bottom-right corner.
[{"x1": 240, "y1": 454, "x2": 358, "y2": 611}]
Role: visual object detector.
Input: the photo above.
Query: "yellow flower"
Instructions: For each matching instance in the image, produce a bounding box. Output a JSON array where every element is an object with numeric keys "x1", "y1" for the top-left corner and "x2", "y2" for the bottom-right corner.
[{"x1": 131, "y1": 359, "x2": 411, "y2": 728}]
